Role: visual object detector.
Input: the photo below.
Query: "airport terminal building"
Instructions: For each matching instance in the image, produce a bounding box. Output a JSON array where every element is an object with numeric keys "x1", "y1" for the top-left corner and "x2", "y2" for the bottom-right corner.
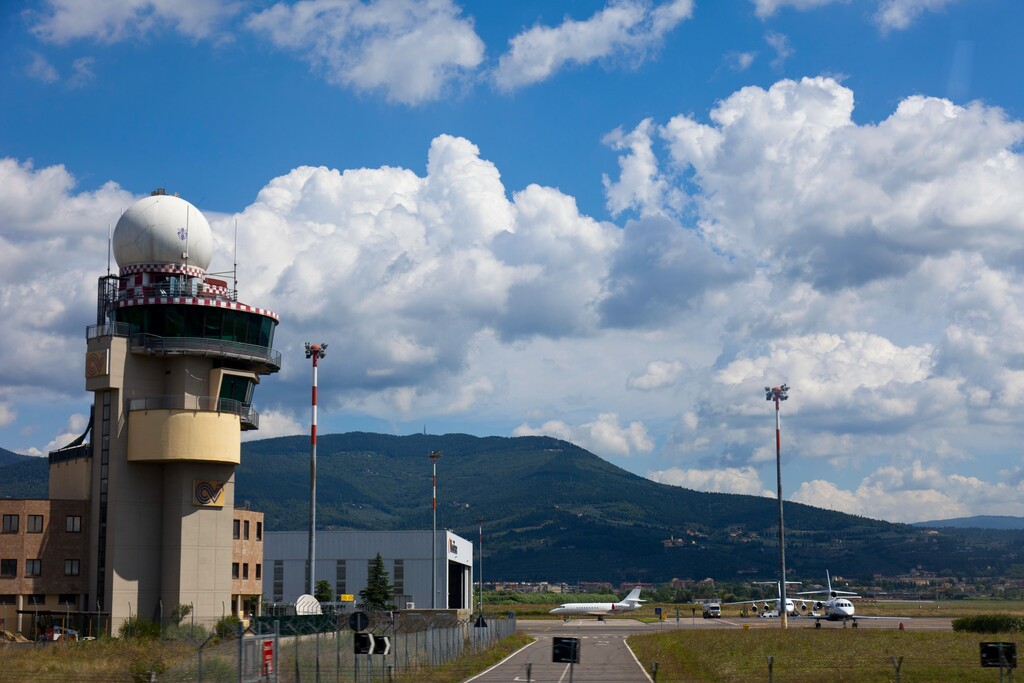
[{"x1": 264, "y1": 530, "x2": 474, "y2": 612}]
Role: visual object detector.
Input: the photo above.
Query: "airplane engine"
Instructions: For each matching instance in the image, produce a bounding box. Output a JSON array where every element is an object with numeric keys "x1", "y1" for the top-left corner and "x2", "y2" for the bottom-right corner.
[
  {"x1": 762, "y1": 602, "x2": 772, "y2": 611},
  {"x1": 799, "y1": 602, "x2": 809, "y2": 612},
  {"x1": 830, "y1": 591, "x2": 838, "y2": 598},
  {"x1": 814, "y1": 601, "x2": 824, "y2": 610}
]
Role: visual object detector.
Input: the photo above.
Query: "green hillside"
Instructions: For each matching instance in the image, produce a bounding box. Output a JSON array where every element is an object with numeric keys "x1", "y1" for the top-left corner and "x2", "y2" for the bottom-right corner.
[
  {"x1": 235, "y1": 433, "x2": 1024, "y2": 583},
  {"x1": 5, "y1": 432, "x2": 1024, "y2": 583}
]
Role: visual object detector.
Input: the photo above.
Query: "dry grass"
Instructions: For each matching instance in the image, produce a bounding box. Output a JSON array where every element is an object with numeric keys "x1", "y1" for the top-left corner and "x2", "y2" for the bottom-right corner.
[{"x1": 628, "y1": 629, "x2": 1020, "y2": 682}]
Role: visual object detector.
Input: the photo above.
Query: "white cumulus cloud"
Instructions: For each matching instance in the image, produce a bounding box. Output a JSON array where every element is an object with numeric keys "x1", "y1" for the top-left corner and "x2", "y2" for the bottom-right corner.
[
  {"x1": 246, "y1": 0, "x2": 484, "y2": 105},
  {"x1": 493, "y1": 0, "x2": 694, "y2": 91}
]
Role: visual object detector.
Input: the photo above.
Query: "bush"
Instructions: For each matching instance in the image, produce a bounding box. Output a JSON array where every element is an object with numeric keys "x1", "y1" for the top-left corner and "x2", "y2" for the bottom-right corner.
[
  {"x1": 162, "y1": 622, "x2": 208, "y2": 642},
  {"x1": 952, "y1": 614, "x2": 1024, "y2": 633},
  {"x1": 214, "y1": 614, "x2": 242, "y2": 639},
  {"x1": 118, "y1": 615, "x2": 161, "y2": 640}
]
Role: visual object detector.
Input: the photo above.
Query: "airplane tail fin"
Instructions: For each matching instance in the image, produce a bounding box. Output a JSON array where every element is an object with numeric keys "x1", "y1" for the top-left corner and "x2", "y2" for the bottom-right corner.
[{"x1": 622, "y1": 587, "x2": 645, "y2": 604}]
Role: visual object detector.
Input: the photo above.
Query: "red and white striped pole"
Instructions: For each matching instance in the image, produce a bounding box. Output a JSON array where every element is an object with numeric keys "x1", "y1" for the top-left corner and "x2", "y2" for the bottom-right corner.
[
  {"x1": 430, "y1": 449, "x2": 442, "y2": 608},
  {"x1": 306, "y1": 343, "x2": 327, "y2": 597}
]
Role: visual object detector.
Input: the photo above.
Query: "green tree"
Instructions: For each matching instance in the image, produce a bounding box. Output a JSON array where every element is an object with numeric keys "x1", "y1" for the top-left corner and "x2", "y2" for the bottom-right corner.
[
  {"x1": 315, "y1": 579, "x2": 333, "y2": 603},
  {"x1": 360, "y1": 552, "x2": 395, "y2": 609},
  {"x1": 170, "y1": 602, "x2": 192, "y2": 626}
]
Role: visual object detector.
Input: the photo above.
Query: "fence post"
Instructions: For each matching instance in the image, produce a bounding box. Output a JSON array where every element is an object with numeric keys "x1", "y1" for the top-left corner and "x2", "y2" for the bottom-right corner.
[
  {"x1": 237, "y1": 619, "x2": 244, "y2": 683},
  {"x1": 891, "y1": 656, "x2": 903, "y2": 683},
  {"x1": 767, "y1": 655, "x2": 774, "y2": 683}
]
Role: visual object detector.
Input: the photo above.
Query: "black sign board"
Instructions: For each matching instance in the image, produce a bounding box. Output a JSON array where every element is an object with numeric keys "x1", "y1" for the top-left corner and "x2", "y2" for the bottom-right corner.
[
  {"x1": 348, "y1": 611, "x2": 369, "y2": 632},
  {"x1": 372, "y1": 635, "x2": 392, "y2": 655},
  {"x1": 552, "y1": 637, "x2": 581, "y2": 664},
  {"x1": 980, "y1": 642, "x2": 1017, "y2": 668},
  {"x1": 353, "y1": 632, "x2": 374, "y2": 655}
]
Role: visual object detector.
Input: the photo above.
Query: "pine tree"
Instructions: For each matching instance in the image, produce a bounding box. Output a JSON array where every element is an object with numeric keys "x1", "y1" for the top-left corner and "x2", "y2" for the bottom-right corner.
[
  {"x1": 360, "y1": 552, "x2": 395, "y2": 609},
  {"x1": 315, "y1": 579, "x2": 333, "y2": 603}
]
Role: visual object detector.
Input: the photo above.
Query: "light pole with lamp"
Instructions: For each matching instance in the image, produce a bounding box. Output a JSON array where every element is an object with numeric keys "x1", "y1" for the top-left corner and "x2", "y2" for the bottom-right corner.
[
  {"x1": 765, "y1": 384, "x2": 790, "y2": 629},
  {"x1": 430, "y1": 450, "x2": 442, "y2": 609},
  {"x1": 305, "y1": 342, "x2": 327, "y2": 596}
]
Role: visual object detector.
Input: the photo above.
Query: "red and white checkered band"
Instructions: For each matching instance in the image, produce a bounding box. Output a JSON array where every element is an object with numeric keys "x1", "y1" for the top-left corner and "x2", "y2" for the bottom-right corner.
[
  {"x1": 202, "y1": 283, "x2": 231, "y2": 297},
  {"x1": 115, "y1": 297, "x2": 280, "y2": 322},
  {"x1": 119, "y1": 263, "x2": 206, "y2": 278}
]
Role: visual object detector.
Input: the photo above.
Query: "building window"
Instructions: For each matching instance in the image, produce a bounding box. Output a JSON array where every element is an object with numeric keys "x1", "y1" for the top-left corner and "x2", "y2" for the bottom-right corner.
[
  {"x1": 256, "y1": 521, "x2": 262, "y2": 541},
  {"x1": 26, "y1": 559, "x2": 41, "y2": 577},
  {"x1": 58, "y1": 594, "x2": 77, "y2": 606},
  {"x1": 28, "y1": 594, "x2": 44, "y2": 606},
  {"x1": 243, "y1": 520, "x2": 250, "y2": 540},
  {"x1": 255, "y1": 563, "x2": 262, "y2": 580},
  {"x1": 232, "y1": 519, "x2": 240, "y2": 539},
  {"x1": 243, "y1": 563, "x2": 249, "y2": 580},
  {"x1": 273, "y1": 560, "x2": 283, "y2": 602},
  {"x1": 65, "y1": 559, "x2": 80, "y2": 576},
  {"x1": 232, "y1": 562, "x2": 240, "y2": 580},
  {"x1": 2, "y1": 515, "x2": 18, "y2": 533},
  {"x1": 335, "y1": 560, "x2": 346, "y2": 599},
  {"x1": 0, "y1": 594, "x2": 15, "y2": 605},
  {"x1": 393, "y1": 559, "x2": 404, "y2": 595},
  {"x1": 27, "y1": 515, "x2": 43, "y2": 533},
  {"x1": 0, "y1": 559, "x2": 15, "y2": 577},
  {"x1": 66, "y1": 516, "x2": 82, "y2": 533}
]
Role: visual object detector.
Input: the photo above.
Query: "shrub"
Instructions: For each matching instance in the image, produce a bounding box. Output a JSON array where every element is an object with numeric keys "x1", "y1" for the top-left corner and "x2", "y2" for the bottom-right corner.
[
  {"x1": 214, "y1": 614, "x2": 242, "y2": 639},
  {"x1": 952, "y1": 614, "x2": 1024, "y2": 633},
  {"x1": 118, "y1": 615, "x2": 161, "y2": 640}
]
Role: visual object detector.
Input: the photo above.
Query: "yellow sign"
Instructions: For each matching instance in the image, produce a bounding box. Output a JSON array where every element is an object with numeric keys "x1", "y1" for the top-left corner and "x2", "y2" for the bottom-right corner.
[
  {"x1": 85, "y1": 350, "x2": 109, "y2": 378},
  {"x1": 341, "y1": 594, "x2": 355, "y2": 603},
  {"x1": 192, "y1": 480, "x2": 226, "y2": 507}
]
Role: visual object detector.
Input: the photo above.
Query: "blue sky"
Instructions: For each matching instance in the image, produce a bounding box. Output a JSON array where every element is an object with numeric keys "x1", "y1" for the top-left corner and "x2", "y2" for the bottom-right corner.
[{"x1": 3, "y1": 0, "x2": 1024, "y2": 523}]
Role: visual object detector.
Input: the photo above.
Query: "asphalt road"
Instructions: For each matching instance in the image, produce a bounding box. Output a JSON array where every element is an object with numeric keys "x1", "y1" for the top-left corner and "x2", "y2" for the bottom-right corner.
[{"x1": 462, "y1": 615, "x2": 954, "y2": 682}]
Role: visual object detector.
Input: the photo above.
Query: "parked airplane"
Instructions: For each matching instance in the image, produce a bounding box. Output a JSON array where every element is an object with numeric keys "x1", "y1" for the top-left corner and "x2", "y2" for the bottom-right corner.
[
  {"x1": 796, "y1": 571, "x2": 909, "y2": 628},
  {"x1": 549, "y1": 587, "x2": 645, "y2": 619},
  {"x1": 724, "y1": 581, "x2": 805, "y2": 617}
]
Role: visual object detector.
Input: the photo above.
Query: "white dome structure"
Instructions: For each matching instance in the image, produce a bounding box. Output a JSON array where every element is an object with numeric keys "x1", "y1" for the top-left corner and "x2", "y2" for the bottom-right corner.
[{"x1": 112, "y1": 191, "x2": 214, "y2": 271}]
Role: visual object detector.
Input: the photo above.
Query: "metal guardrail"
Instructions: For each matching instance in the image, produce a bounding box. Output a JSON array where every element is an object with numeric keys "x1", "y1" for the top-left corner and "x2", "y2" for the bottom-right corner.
[
  {"x1": 131, "y1": 333, "x2": 282, "y2": 371},
  {"x1": 86, "y1": 322, "x2": 133, "y2": 339},
  {"x1": 128, "y1": 395, "x2": 259, "y2": 429}
]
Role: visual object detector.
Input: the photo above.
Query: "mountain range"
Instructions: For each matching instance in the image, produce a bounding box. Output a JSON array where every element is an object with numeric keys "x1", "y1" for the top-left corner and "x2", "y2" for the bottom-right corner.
[{"x1": 4, "y1": 433, "x2": 1024, "y2": 583}]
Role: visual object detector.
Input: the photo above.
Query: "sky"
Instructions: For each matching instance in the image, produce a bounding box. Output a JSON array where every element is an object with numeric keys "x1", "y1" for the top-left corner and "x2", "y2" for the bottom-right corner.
[{"x1": 2, "y1": 0, "x2": 1024, "y2": 525}]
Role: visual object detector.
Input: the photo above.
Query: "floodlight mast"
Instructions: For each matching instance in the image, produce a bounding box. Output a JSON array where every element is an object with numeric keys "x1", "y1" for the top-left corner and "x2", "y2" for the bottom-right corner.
[
  {"x1": 430, "y1": 450, "x2": 442, "y2": 609},
  {"x1": 305, "y1": 342, "x2": 327, "y2": 596},
  {"x1": 765, "y1": 384, "x2": 790, "y2": 629}
]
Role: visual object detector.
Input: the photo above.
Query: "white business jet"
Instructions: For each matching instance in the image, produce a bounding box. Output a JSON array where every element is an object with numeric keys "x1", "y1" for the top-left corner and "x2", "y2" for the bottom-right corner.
[{"x1": 549, "y1": 587, "x2": 645, "y2": 620}]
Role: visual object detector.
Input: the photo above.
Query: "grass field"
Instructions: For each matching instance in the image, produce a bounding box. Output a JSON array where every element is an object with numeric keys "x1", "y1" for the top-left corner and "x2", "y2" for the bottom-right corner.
[
  {"x1": 627, "y1": 629, "x2": 1020, "y2": 682},
  {"x1": 491, "y1": 598, "x2": 1024, "y2": 621}
]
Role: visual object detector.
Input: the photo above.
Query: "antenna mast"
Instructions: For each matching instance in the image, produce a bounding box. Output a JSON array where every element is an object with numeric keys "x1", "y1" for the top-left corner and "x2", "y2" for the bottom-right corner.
[{"x1": 233, "y1": 218, "x2": 238, "y2": 297}]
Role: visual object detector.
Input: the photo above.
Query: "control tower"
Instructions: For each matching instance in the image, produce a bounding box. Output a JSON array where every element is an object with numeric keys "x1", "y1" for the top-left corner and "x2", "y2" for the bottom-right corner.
[{"x1": 57, "y1": 190, "x2": 280, "y2": 631}]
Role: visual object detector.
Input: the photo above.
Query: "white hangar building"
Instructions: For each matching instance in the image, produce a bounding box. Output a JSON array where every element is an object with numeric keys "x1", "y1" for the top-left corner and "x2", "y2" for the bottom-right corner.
[{"x1": 263, "y1": 530, "x2": 474, "y2": 611}]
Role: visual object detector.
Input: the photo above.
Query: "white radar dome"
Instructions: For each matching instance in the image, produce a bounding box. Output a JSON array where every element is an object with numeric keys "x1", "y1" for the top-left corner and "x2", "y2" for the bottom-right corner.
[{"x1": 113, "y1": 192, "x2": 214, "y2": 270}]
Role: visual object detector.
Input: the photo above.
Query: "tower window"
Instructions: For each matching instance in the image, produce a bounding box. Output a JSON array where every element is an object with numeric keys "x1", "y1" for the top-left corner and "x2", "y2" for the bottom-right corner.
[
  {"x1": 0, "y1": 559, "x2": 15, "y2": 577},
  {"x1": 66, "y1": 516, "x2": 82, "y2": 533},
  {"x1": 26, "y1": 559, "x2": 41, "y2": 577},
  {"x1": 2, "y1": 515, "x2": 18, "y2": 533},
  {"x1": 27, "y1": 515, "x2": 43, "y2": 533}
]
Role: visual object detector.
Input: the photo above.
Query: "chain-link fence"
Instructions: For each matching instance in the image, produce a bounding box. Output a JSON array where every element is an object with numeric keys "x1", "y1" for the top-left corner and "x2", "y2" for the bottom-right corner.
[{"x1": 153, "y1": 610, "x2": 517, "y2": 682}]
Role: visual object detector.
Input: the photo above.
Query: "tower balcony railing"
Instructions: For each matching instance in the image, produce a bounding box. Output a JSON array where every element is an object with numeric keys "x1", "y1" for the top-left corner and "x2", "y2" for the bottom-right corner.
[
  {"x1": 86, "y1": 321, "x2": 134, "y2": 340},
  {"x1": 130, "y1": 333, "x2": 281, "y2": 372},
  {"x1": 128, "y1": 395, "x2": 260, "y2": 430}
]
